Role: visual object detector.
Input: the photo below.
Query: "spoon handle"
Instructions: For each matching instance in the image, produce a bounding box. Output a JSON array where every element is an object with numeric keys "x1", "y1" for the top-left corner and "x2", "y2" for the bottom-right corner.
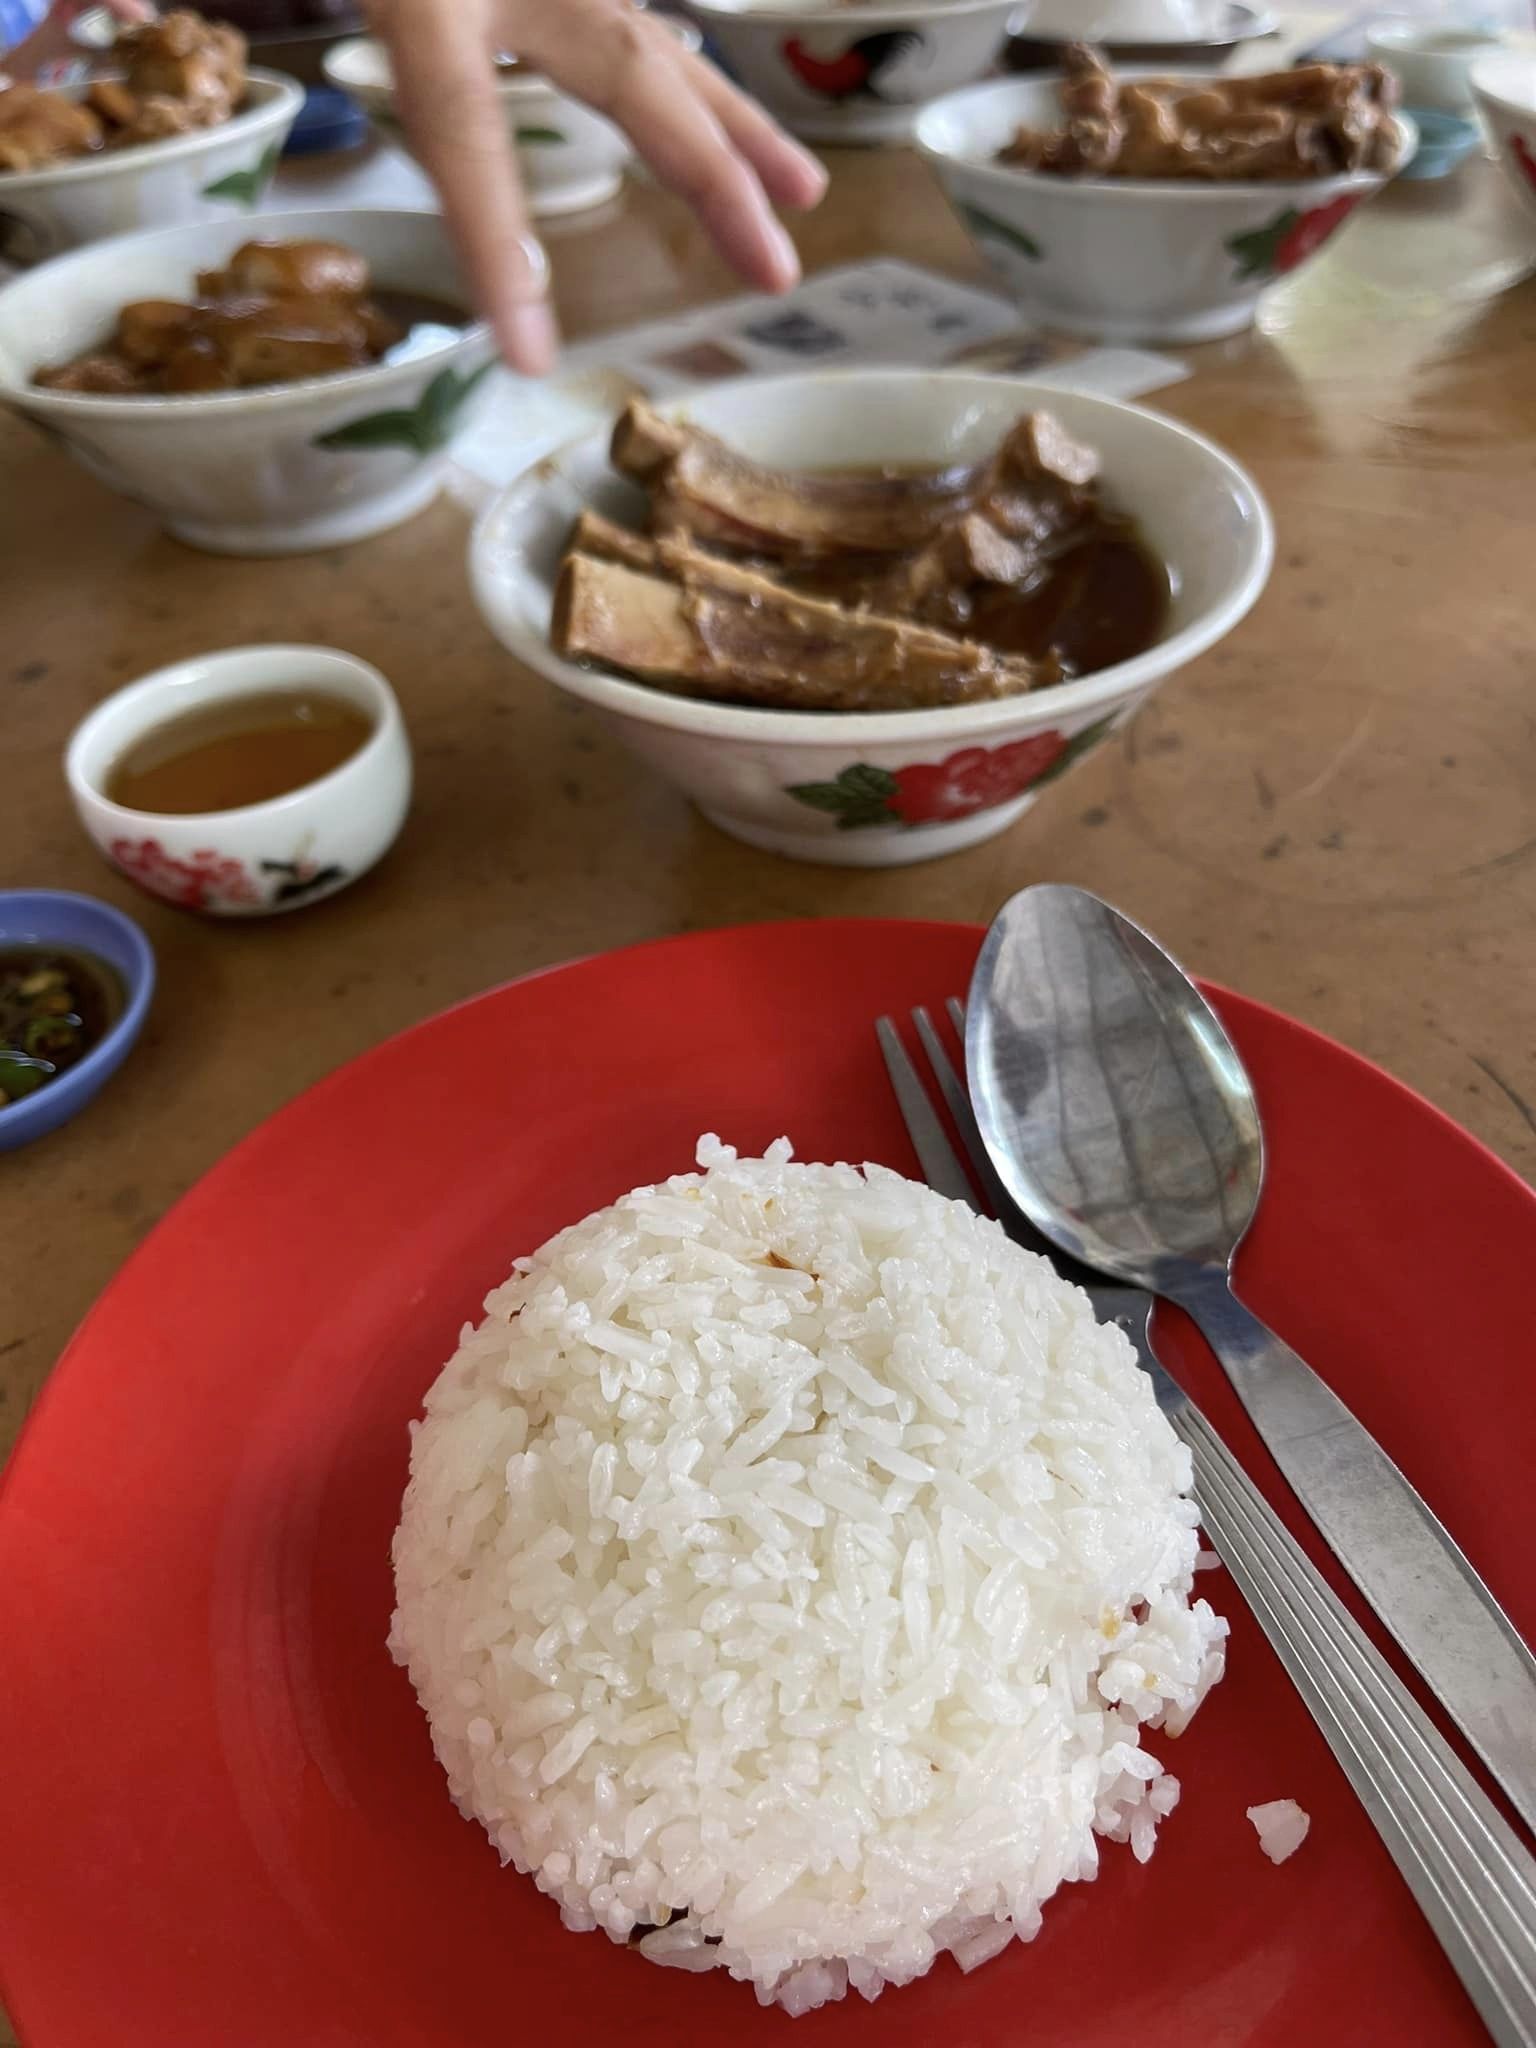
[{"x1": 1172, "y1": 1266, "x2": 1536, "y2": 1840}]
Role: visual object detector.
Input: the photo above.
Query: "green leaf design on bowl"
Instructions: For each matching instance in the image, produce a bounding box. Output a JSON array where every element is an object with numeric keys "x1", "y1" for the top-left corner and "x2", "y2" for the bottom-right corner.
[
  {"x1": 1226, "y1": 207, "x2": 1299, "y2": 281},
  {"x1": 201, "y1": 137, "x2": 283, "y2": 209},
  {"x1": 957, "y1": 203, "x2": 1042, "y2": 262},
  {"x1": 515, "y1": 125, "x2": 568, "y2": 146},
  {"x1": 785, "y1": 763, "x2": 901, "y2": 831},
  {"x1": 313, "y1": 358, "x2": 496, "y2": 456}
]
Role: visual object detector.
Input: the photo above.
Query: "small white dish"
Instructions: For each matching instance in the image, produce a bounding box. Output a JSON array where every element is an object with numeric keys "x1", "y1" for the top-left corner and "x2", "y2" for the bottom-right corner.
[
  {"x1": 323, "y1": 18, "x2": 702, "y2": 217},
  {"x1": 1470, "y1": 50, "x2": 1536, "y2": 225},
  {"x1": 65, "y1": 645, "x2": 411, "y2": 917},
  {"x1": 0, "y1": 70, "x2": 303, "y2": 266},
  {"x1": 916, "y1": 74, "x2": 1414, "y2": 344},
  {"x1": 0, "y1": 206, "x2": 495, "y2": 556},
  {"x1": 470, "y1": 368, "x2": 1273, "y2": 868},
  {"x1": 1366, "y1": 21, "x2": 1505, "y2": 115},
  {"x1": 681, "y1": 0, "x2": 1022, "y2": 145}
]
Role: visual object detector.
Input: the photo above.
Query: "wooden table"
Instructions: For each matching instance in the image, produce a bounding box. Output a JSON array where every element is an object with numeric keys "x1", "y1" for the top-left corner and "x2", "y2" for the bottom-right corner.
[{"x1": 2, "y1": 146, "x2": 1534, "y2": 2035}]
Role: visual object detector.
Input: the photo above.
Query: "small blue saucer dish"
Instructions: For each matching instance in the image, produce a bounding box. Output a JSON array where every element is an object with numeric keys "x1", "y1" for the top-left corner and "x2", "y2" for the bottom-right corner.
[
  {"x1": 0, "y1": 891, "x2": 155, "y2": 1153},
  {"x1": 1399, "y1": 107, "x2": 1482, "y2": 180}
]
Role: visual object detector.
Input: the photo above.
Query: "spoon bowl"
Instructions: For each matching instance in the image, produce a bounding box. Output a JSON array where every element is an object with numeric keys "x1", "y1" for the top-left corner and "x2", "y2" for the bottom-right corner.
[{"x1": 965, "y1": 883, "x2": 1260, "y2": 1287}]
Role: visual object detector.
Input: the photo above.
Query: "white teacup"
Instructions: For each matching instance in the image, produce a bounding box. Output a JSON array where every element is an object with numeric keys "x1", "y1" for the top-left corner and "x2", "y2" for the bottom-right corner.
[
  {"x1": 65, "y1": 645, "x2": 412, "y2": 917},
  {"x1": 1366, "y1": 22, "x2": 1505, "y2": 114}
]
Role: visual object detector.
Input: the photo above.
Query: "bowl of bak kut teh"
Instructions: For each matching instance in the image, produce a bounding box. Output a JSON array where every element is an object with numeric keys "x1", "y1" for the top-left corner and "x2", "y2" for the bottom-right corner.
[
  {"x1": 65, "y1": 644, "x2": 412, "y2": 916},
  {"x1": 0, "y1": 207, "x2": 494, "y2": 553},
  {"x1": 0, "y1": 9, "x2": 302, "y2": 262},
  {"x1": 916, "y1": 46, "x2": 1416, "y2": 343},
  {"x1": 471, "y1": 367, "x2": 1273, "y2": 866}
]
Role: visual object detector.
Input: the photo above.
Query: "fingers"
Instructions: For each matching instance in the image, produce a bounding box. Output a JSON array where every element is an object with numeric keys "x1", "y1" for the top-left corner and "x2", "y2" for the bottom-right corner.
[
  {"x1": 678, "y1": 42, "x2": 827, "y2": 214},
  {"x1": 368, "y1": 0, "x2": 558, "y2": 373},
  {"x1": 532, "y1": 5, "x2": 810, "y2": 293}
]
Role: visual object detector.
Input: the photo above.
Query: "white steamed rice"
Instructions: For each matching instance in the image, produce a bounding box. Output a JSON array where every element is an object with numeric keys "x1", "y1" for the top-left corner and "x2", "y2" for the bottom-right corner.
[{"x1": 390, "y1": 1138, "x2": 1227, "y2": 2015}]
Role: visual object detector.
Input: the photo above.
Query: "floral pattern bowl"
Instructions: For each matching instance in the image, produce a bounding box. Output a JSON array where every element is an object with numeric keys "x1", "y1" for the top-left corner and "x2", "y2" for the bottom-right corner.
[
  {"x1": 1470, "y1": 51, "x2": 1536, "y2": 229},
  {"x1": 0, "y1": 70, "x2": 302, "y2": 267},
  {"x1": 0, "y1": 207, "x2": 494, "y2": 555},
  {"x1": 470, "y1": 368, "x2": 1273, "y2": 868},
  {"x1": 324, "y1": 19, "x2": 701, "y2": 216},
  {"x1": 680, "y1": 0, "x2": 1022, "y2": 145},
  {"x1": 65, "y1": 645, "x2": 412, "y2": 917},
  {"x1": 915, "y1": 74, "x2": 1415, "y2": 344}
]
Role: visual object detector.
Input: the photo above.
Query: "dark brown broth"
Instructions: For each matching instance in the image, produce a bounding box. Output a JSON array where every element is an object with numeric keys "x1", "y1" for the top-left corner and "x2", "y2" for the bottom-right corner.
[
  {"x1": 106, "y1": 689, "x2": 373, "y2": 815},
  {"x1": 785, "y1": 510, "x2": 1168, "y2": 677},
  {"x1": 0, "y1": 946, "x2": 124, "y2": 1108}
]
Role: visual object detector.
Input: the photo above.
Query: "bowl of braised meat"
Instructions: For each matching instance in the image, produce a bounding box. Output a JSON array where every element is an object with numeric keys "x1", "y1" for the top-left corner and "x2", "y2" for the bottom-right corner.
[
  {"x1": 0, "y1": 208, "x2": 493, "y2": 554},
  {"x1": 471, "y1": 369, "x2": 1272, "y2": 866},
  {"x1": 0, "y1": 10, "x2": 302, "y2": 264},
  {"x1": 916, "y1": 46, "x2": 1415, "y2": 342}
]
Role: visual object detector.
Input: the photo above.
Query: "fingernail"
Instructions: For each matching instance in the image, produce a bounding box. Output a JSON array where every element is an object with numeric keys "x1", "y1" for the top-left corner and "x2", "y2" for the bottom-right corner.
[
  {"x1": 767, "y1": 217, "x2": 801, "y2": 290},
  {"x1": 504, "y1": 297, "x2": 559, "y2": 377},
  {"x1": 515, "y1": 232, "x2": 550, "y2": 297}
]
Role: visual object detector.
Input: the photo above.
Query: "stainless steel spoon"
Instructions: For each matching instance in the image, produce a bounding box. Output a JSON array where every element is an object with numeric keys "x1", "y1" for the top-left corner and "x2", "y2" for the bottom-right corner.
[{"x1": 967, "y1": 882, "x2": 1536, "y2": 1838}]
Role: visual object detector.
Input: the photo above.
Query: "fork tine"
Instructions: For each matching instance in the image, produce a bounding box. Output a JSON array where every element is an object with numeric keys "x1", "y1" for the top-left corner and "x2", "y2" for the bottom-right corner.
[
  {"x1": 946, "y1": 994, "x2": 966, "y2": 1037},
  {"x1": 874, "y1": 1016, "x2": 980, "y2": 1214},
  {"x1": 911, "y1": 1006, "x2": 1015, "y2": 1219}
]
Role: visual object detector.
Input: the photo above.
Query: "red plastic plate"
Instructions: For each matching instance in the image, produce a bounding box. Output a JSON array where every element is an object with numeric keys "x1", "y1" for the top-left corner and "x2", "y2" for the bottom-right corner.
[{"x1": 2, "y1": 919, "x2": 1531, "y2": 2047}]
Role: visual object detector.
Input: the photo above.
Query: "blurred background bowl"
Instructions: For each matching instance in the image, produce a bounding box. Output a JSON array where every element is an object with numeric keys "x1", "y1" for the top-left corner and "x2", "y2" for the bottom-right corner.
[
  {"x1": 0, "y1": 70, "x2": 302, "y2": 267},
  {"x1": 0, "y1": 206, "x2": 494, "y2": 554},
  {"x1": 678, "y1": 0, "x2": 1023, "y2": 145},
  {"x1": 1471, "y1": 50, "x2": 1536, "y2": 227},
  {"x1": 0, "y1": 890, "x2": 154, "y2": 1153},
  {"x1": 1004, "y1": 0, "x2": 1275, "y2": 73},
  {"x1": 470, "y1": 368, "x2": 1272, "y2": 868},
  {"x1": 323, "y1": 15, "x2": 702, "y2": 215},
  {"x1": 916, "y1": 74, "x2": 1413, "y2": 343}
]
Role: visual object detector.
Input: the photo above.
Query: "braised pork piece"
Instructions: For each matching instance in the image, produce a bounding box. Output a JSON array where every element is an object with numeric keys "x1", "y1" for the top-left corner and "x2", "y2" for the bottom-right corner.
[
  {"x1": 0, "y1": 10, "x2": 247, "y2": 174},
  {"x1": 551, "y1": 401, "x2": 1168, "y2": 713},
  {"x1": 1000, "y1": 44, "x2": 1400, "y2": 181},
  {"x1": 32, "y1": 239, "x2": 464, "y2": 395}
]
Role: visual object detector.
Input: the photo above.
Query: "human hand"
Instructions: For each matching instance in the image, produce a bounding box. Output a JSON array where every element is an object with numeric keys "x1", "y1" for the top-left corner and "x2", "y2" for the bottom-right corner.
[
  {"x1": 362, "y1": 0, "x2": 828, "y2": 375},
  {"x1": 2, "y1": 0, "x2": 150, "y2": 81}
]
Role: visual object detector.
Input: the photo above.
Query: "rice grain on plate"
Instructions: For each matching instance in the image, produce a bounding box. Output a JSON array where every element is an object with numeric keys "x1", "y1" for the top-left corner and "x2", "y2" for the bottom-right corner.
[{"x1": 391, "y1": 1139, "x2": 1228, "y2": 2014}]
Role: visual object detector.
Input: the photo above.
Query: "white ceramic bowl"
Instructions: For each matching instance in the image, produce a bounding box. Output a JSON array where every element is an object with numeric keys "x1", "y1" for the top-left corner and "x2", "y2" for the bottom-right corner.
[
  {"x1": 683, "y1": 0, "x2": 1023, "y2": 144},
  {"x1": 470, "y1": 369, "x2": 1272, "y2": 868},
  {"x1": 0, "y1": 207, "x2": 495, "y2": 556},
  {"x1": 0, "y1": 70, "x2": 303, "y2": 266},
  {"x1": 1367, "y1": 22, "x2": 1506, "y2": 115},
  {"x1": 66, "y1": 645, "x2": 411, "y2": 917},
  {"x1": 1471, "y1": 51, "x2": 1536, "y2": 226},
  {"x1": 916, "y1": 74, "x2": 1413, "y2": 343},
  {"x1": 323, "y1": 19, "x2": 702, "y2": 216}
]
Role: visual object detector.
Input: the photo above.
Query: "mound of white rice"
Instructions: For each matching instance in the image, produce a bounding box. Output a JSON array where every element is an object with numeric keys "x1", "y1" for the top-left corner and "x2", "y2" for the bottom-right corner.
[{"x1": 391, "y1": 1139, "x2": 1227, "y2": 2014}]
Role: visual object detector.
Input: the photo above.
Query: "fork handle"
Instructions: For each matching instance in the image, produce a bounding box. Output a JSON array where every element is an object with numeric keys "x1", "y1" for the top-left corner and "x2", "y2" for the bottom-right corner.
[
  {"x1": 1148, "y1": 1357, "x2": 1536, "y2": 2048},
  {"x1": 1167, "y1": 1264, "x2": 1536, "y2": 1841}
]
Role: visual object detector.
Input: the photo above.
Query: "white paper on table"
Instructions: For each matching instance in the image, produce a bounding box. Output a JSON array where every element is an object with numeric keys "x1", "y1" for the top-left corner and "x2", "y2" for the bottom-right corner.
[{"x1": 449, "y1": 258, "x2": 1188, "y2": 502}]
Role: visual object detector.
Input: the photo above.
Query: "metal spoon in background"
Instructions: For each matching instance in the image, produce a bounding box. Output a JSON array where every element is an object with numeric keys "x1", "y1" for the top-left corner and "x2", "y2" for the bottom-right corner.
[{"x1": 966, "y1": 882, "x2": 1536, "y2": 1838}]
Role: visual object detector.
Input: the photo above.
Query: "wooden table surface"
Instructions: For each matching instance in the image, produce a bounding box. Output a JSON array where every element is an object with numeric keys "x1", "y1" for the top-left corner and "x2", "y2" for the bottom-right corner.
[{"x1": 2, "y1": 141, "x2": 1535, "y2": 2035}]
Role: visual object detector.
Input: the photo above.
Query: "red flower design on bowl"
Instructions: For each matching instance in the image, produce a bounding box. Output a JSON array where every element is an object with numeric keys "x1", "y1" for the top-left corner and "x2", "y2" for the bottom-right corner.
[
  {"x1": 785, "y1": 717, "x2": 1115, "y2": 831},
  {"x1": 1227, "y1": 196, "x2": 1359, "y2": 281},
  {"x1": 109, "y1": 838, "x2": 262, "y2": 911},
  {"x1": 888, "y1": 733, "x2": 1070, "y2": 824}
]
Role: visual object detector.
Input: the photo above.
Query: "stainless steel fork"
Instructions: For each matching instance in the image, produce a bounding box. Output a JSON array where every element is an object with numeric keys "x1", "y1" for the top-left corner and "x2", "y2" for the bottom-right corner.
[{"x1": 877, "y1": 1005, "x2": 1536, "y2": 2048}]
